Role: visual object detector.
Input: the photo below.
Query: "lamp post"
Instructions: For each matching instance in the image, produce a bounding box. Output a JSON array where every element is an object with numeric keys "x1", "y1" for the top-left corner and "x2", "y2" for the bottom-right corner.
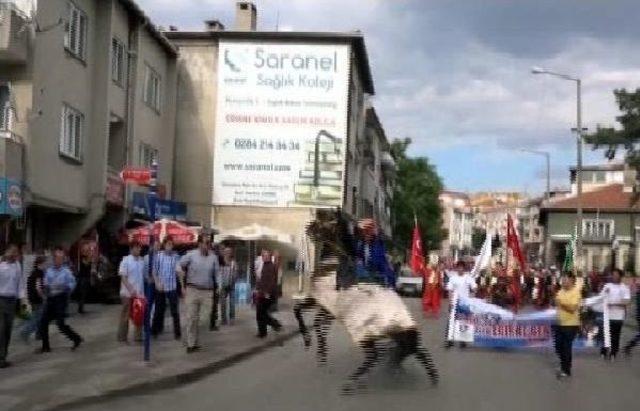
[
  {"x1": 531, "y1": 67, "x2": 583, "y2": 272},
  {"x1": 520, "y1": 149, "x2": 550, "y2": 201}
]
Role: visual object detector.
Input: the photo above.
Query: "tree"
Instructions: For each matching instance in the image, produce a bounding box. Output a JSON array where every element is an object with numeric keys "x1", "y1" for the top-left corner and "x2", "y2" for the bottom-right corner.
[
  {"x1": 471, "y1": 227, "x2": 486, "y2": 254},
  {"x1": 585, "y1": 88, "x2": 640, "y2": 173},
  {"x1": 390, "y1": 137, "x2": 443, "y2": 256}
]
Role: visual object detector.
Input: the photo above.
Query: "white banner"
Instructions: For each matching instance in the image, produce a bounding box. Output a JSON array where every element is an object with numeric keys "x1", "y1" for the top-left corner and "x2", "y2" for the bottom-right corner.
[{"x1": 214, "y1": 41, "x2": 351, "y2": 207}]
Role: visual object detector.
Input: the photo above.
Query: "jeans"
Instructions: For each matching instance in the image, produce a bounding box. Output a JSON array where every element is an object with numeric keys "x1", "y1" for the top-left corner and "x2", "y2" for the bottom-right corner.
[
  {"x1": 555, "y1": 326, "x2": 578, "y2": 375},
  {"x1": 0, "y1": 296, "x2": 16, "y2": 362},
  {"x1": 152, "y1": 290, "x2": 181, "y2": 338},
  {"x1": 219, "y1": 284, "x2": 236, "y2": 324},
  {"x1": 256, "y1": 296, "x2": 281, "y2": 337},
  {"x1": 40, "y1": 294, "x2": 82, "y2": 350},
  {"x1": 209, "y1": 289, "x2": 220, "y2": 329},
  {"x1": 20, "y1": 303, "x2": 43, "y2": 341}
]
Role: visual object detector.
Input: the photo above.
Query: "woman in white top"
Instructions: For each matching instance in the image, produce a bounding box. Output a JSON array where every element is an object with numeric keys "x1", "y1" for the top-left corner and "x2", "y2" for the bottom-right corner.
[{"x1": 599, "y1": 268, "x2": 631, "y2": 360}]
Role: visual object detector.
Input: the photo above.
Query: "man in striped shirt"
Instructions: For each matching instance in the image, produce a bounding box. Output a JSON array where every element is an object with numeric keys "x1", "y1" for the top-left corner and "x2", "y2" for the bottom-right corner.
[{"x1": 151, "y1": 237, "x2": 181, "y2": 340}]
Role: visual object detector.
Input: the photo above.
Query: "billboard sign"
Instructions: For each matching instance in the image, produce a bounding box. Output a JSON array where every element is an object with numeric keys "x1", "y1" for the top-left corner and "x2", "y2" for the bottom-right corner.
[{"x1": 215, "y1": 40, "x2": 351, "y2": 207}]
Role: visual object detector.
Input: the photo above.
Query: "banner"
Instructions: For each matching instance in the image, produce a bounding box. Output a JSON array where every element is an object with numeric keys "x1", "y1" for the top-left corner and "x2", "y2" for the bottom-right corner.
[
  {"x1": 450, "y1": 296, "x2": 607, "y2": 349},
  {"x1": 214, "y1": 41, "x2": 351, "y2": 208},
  {"x1": 470, "y1": 230, "x2": 492, "y2": 279}
]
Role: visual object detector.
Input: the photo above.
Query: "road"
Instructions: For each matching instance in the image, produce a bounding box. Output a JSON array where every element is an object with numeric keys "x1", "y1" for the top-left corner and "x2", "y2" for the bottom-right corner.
[{"x1": 79, "y1": 299, "x2": 640, "y2": 411}]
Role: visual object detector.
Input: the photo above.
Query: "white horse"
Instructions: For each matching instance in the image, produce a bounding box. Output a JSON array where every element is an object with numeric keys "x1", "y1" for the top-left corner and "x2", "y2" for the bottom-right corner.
[{"x1": 293, "y1": 212, "x2": 439, "y2": 393}]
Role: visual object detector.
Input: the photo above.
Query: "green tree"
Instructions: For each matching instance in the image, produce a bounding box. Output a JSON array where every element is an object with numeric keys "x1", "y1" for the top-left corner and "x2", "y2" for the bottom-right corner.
[
  {"x1": 471, "y1": 227, "x2": 486, "y2": 254},
  {"x1": 390, "y1": 137, "x2": 443, "y2": 256},
  {"x1": 585, "y1": 88, "x2": 640, "y2": 171}
]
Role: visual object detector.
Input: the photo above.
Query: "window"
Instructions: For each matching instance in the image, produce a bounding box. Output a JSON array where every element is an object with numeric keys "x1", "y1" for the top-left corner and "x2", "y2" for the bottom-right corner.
[
  {"x1": 111, "y1": 38, "x2": 125, "y2": 86},
  {"x1": 595, "y1": 171, "x2": 606, "y2": 183},
  {"x1": 64, "y1": 2, "x2": 88, "y2": 61},
  {"x1": 144, "y1": 64, "x2": 161, "y2": 112},
  {"x1": 582, "y1": 219, "x2": 614, "y2": 239},
  {"x1": 60, "y1": 104, "x2": 84, "y2": 161},
  {"x1": 0, "y1": 84, "x2": 14, "y2": 131},
  {"x1": 139, "y1": 143, "x2": 158, "y2": 168}
]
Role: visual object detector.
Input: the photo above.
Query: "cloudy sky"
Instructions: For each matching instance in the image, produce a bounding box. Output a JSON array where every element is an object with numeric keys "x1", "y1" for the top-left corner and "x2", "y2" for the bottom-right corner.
[{"x1": 138, "y1": 0, "x2": 640, "y2": 194}]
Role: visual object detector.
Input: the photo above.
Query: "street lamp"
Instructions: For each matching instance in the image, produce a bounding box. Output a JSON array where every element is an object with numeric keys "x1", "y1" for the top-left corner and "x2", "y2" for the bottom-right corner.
[
  {"x1": 520, "y1": 149, "x2": 550, "y2": 201},
  {"x1": 531, "y1": 67, "x2": 583, "y2": 272}
]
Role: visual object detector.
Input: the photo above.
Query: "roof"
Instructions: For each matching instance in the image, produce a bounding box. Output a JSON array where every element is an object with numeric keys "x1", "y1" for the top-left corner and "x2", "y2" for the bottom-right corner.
[
  {"x1": 164, "y1": 30, "x2": 374, "y2": 94},
  {"x1": 569, "y1": 163, "x2": 625, "y2": 172},
  {"x1": 542, "y1": 184, "x2": 640, "y2": 212},
  {"x1": 440, "y1": 190, "x2": 469, "y2": 199},
  {"x1": 118, "y1": 0, "x2": 178, "y2": 57}
]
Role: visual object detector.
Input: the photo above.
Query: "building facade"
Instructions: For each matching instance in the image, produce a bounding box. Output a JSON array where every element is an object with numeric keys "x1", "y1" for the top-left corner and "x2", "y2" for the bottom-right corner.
[
  {"x1": 439, "y1": 190, "x2": 472, "y2": 261},
  {"x1": 1, "y1": 0, "x2": 178, "y2": 250}
]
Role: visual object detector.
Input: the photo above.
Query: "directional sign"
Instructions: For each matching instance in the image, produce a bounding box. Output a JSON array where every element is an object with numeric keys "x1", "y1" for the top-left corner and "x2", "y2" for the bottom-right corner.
[{"x1": 120, "y1": 167, "x2": 151, "y2": 185}]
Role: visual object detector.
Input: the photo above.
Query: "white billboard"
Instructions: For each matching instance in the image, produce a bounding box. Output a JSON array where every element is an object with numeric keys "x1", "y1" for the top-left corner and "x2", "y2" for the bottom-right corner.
[{"x1": 214, "y1": 40, "x2": 351, "y2": 207}]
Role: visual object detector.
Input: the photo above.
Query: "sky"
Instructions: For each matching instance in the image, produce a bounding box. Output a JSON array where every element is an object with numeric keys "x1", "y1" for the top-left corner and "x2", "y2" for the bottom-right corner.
[{"x1": 137, "y1": 0, "x2": 640, "y2": 195}]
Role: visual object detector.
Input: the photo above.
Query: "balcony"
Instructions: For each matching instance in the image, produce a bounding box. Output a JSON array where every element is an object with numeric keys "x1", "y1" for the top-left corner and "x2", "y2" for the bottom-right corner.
[
  {"x1": 0, "y1": 2, "x2": 29, "y2": 64},
  {"x1": 0, "y1": 129, "x2": 23, "y2": 181}
]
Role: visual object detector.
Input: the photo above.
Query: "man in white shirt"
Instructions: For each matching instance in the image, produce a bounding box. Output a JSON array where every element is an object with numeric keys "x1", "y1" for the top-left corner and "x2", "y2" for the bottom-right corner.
[
  {"x1": 117, "y1": 242, "x2": 146, "y2": 343},
  {"x1": 445, "y1": 261, "x2": 476, "y2": 348},
  {"x1": 446, "y1": 261, "x2": 477, "y2": 301},
  {"x1": 599, "y1": 268, "x2": 630, "y2": 360},
  {"x1": 0, "y1": 245, "x2": 24, "y2": 368}
]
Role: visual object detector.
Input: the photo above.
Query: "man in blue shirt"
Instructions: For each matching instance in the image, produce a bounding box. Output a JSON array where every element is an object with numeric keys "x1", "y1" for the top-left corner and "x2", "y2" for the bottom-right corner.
[
  {"x1": 39, "y1": 246, "x2": 83, "y2": 353},
  {"x1": 151, "y1": 237, "x2": 181, "y2": 340}
]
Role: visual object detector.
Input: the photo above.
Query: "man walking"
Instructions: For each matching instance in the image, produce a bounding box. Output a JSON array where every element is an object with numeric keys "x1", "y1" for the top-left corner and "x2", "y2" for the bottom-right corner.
[
  {"x1": 218, "y1": 246, "x2": 238, "y2": 326},
  {"x1": 0, "y1": 245, "x2": 24, "y2": 368},
  {"x1": 178, "y1": 235, "x2": 219, "y2": 353},
  {"x1": 117, "y1": 241, "x2": 145, "y2": 343},
  {"x1": 20, "y1": 256, "x2": 47, "y2": 342},
  {"x1": 554, "y1": 274, "x2": 581, "y2": 379},
  {"x1": 152, "y1": 237, "x2": 181, "y2": 340},
  {"x1": 255, "y1": 250, "x2": 282, "y2": 338},
  {"x1": 445, "y1": 261, "x2": 477, "y2": 348},
  {"x1": 40, "y1": 247, "x2": 82, "y2": 353},
  {"x1": 598, "y1": 268, "x2": 630, "y2": 360}
]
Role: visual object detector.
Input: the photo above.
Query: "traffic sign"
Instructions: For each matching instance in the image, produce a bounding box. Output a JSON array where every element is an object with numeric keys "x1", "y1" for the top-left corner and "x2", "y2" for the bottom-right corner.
[{"x1": 120, "y1": 167, "x2": 151, "y2": 185}]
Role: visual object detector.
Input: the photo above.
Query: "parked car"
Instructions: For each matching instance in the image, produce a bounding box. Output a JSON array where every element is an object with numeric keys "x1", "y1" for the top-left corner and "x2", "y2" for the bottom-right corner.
[{"x1": 395, "y1": 266, "x2": 423, "y2": 297}]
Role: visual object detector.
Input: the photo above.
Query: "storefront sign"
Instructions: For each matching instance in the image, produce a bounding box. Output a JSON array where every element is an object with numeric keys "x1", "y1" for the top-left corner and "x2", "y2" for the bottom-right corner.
[
  {"x1": 120, "y1": 167, "x2": 151, "y2": 185},
  {"x1": 131, "y1": 192, "x2": 187, "y2": 221},
  {"x1": 214, "y1": 41, "x2": 351, "y2": 208},
  {"x1": 0, "y1": 177, "x2": 23, "y2": 217}
]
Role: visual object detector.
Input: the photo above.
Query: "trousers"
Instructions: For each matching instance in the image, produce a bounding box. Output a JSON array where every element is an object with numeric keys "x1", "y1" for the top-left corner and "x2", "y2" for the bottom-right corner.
[
  {"x1": 186, "y1": 287, "x2": 212, "y2": 348},
  {"x1": 219, "y1": 284, "x2": 236, "y2": 324},
  {"x1": 40, "y1": 294, "x2": 82, "y2": 350},
  {"x1": 256, "y1": 296, "x2": 281, "y2": 337},
  {"x1": 0, "y1": 296, "x2": 16, "y2": 362},
  {"x1": 117, "y1": 297, "x2": 142, "y2": 342},
  {"x1": 152, "y1": 290, "x2": 181, "y2": 338},
  {"x1": 555, "y1": 325, "x2": 578, "y2": 375}
]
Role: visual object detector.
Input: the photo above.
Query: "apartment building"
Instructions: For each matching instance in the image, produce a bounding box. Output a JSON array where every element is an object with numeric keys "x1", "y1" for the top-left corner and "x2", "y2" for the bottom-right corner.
[
  {"x1": 0, "y1": 0, "x2": 177, "y2": 250},
  {"x1": 439, "y1": 190, "x2": 473, "y2": 261},
  {"x1": 165, "y1": 2, "x2": 387, "y2": 293}
]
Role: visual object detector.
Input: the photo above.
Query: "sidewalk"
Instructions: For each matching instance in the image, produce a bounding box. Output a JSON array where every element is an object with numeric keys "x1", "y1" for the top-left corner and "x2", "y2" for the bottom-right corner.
[{"x1": 0, "y1": 299, "x2": 299, "y2": 411}]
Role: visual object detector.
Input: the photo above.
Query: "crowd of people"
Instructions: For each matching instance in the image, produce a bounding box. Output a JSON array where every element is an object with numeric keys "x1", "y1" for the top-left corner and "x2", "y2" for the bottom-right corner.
[
  {"x1": 426, "y1": 260, "x2": 640, "y2": 379},
  {"x1": 0, "y1": 234, "x2": 284, "y2": 369}
]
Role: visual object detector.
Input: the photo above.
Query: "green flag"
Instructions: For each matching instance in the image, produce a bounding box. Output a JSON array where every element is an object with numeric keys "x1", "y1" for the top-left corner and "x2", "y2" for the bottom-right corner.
[{"x1": 563, "y1": 229, "x2": 576, "y2": 273}]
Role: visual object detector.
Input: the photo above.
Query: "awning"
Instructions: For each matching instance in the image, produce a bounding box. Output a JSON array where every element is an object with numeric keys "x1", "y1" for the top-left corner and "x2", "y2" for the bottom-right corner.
[{"x1": 216, "y1": 223, "x2": 294, "y2": 245}]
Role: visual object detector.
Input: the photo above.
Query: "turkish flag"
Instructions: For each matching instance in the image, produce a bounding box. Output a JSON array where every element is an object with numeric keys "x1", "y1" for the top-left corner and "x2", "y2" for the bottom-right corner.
[
  {"x1": 410, "y1": 225, "x2": 425, "y2": 276},
  {"x1": 506, "y1": 214, "x2": 525, "y2": 311}
]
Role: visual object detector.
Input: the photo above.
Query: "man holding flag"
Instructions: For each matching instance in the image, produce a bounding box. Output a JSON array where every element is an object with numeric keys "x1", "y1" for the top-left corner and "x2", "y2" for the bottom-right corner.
[{"x1": 411, "y1": 221, "x2": 440, "y2": 317}]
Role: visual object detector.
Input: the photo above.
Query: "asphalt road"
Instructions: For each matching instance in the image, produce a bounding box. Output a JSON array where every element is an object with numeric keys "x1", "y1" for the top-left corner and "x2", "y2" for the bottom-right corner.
[{"x1": 79, "y1": 299, "x2": 640, "y2": 411}]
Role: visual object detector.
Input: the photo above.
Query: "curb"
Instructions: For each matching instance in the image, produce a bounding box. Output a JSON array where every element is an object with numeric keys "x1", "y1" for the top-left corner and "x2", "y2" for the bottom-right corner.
[{"x1": 38, "y1": 329, "x2": 300, "y2": 411}]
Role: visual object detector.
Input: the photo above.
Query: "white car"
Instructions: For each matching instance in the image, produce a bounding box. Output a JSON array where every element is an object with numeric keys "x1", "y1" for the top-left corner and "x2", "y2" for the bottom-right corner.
[{"x1": 395, "y1": 267, "x2": 424, "y2": 297}]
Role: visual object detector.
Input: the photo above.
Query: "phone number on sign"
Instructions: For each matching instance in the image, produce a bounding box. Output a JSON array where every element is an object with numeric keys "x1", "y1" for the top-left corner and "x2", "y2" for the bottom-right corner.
[{"x1": 234, "y1": 139, "x2": 301, "y2": 151}]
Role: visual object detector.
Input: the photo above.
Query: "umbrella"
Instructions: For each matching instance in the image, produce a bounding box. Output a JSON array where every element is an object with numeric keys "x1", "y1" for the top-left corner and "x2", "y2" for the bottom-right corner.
[{"x1": 123, "y1": 219, "x2": 199, "y2": 245}]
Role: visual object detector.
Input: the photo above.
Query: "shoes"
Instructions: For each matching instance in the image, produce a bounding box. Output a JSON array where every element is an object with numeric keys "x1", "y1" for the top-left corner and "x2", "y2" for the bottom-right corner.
[
  {"x1": 0, "y1": 361, "x2": 11, "y2": 369},
  {"x1": 273, "y1": 324, "x2": 283, "y2": 333},
  {"x1": 209, "y1": 325, "x2": 219, "y2": 331},
  {"x1": 71, "y1": 338, "x2": 83, "y2": 351},
  {"x1": 624, "y1": 347, "x2": 632, "y2": 357},
  {"x1": 459, "y1": 342, "x2": 468, "y2": 349},
  {"x1": 36, "y1": 347, "x2": 51, "y2": 354},
  {"x1": 556, "y1": 371, "x2": 570, "y2": 380},
  {"x1": 186, "y1": 345, "x2": 202, "y2": 354},
  {"x1": 174, "y1": 334, "x2": 182, "y2": 341},
  {"x1": 221, "y1": 320, "x2": 228, "y2": 326},
  {"x1": 256, "y1": 334, "x2": 267, "y2": 339},
  {"x1": 444, "y1": 341, "x2": 454, "y2": 349}
]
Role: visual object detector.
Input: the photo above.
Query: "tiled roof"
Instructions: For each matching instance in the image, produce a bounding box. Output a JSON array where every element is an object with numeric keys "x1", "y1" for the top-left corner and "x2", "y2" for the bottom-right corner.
[{"x1": 542, "y1": 184, "x2": 640, "y2": 211}]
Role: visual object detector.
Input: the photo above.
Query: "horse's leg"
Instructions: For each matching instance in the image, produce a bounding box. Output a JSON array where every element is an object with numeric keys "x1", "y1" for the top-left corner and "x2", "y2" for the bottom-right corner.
[
  {"x1": 342, "y1": 339, "x2": 379, "y2": 394},
  {"x1": 413, "y1": 332, "x2": 439, "y2": 386},
  {"x1": 293, "y1": 300, "x2": 312, "y2": 348},
  {"x1": 314, "y1": 308, "x2": 330, "y2": 364}
]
